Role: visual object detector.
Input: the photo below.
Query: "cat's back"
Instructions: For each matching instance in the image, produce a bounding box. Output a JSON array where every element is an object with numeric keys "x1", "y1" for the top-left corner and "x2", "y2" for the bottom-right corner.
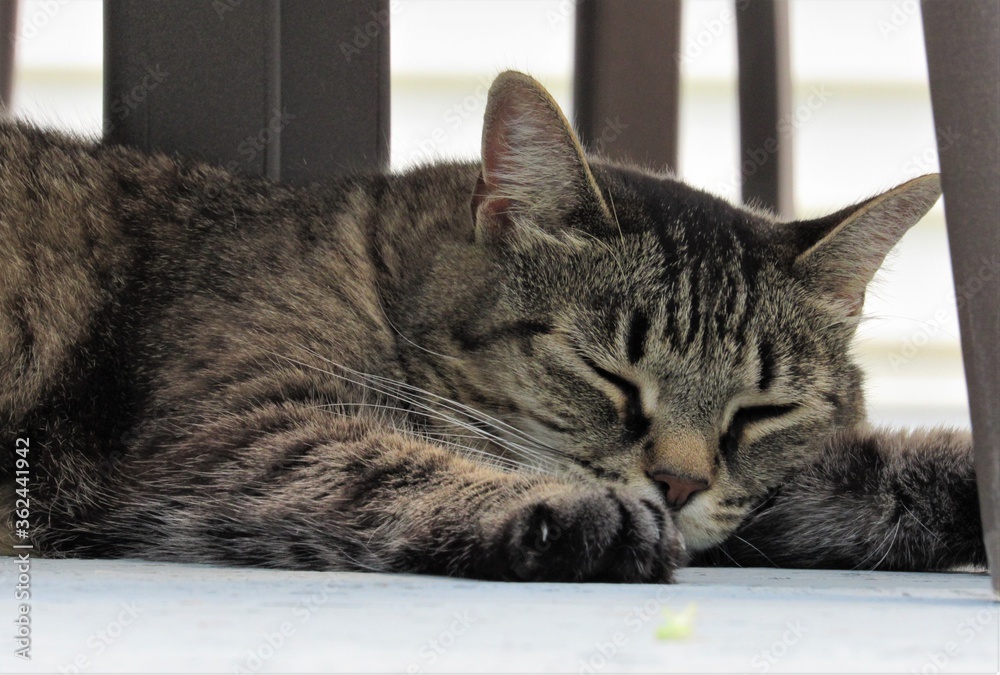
[
  {"x1": 0, "y1": 121, "x2": 149, "y2": 427},
  {"x1": 0, "y1": 120, "x2": 460, "y2": 437}
]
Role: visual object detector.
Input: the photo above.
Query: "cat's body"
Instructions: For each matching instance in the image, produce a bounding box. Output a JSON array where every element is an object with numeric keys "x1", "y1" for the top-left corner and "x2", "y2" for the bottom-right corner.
[{"x1": 0, "y1": 72, "x2": 985, "y2": 581}]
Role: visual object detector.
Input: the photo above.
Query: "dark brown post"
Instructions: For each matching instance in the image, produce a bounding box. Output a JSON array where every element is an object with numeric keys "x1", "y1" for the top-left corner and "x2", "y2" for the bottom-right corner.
[
  {"x1": 922, "y1": 0, "x2": 1000, "y2": 596},
  {"x1": 104, "y1": 0, "x2": 389, "y2": 183},
  {"x1": 0, "y1": 0, "x2": 17, "y2": 113},
  {"x1": 574, "y1": 0, "x2": 682, "y2": 171},
  {"x1": 736, "y1": 0, "x2": 793, "y2": 218}
]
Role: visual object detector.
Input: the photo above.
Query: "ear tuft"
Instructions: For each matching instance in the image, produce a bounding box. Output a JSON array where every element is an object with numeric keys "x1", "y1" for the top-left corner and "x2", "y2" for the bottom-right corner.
[{"x1": 792, "y1": 173, "x2": 942, "y2": 316}]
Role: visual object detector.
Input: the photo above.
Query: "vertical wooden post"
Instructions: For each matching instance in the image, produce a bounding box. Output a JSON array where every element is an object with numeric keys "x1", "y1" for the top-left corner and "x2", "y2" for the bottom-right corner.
[
  {"x1": 574, "y1": 0, "x2": 681, "y2": 171},
  {"x1": 0, "y1": 0, "x2": 17, "y2": 113},
  {"x1": 736, "y1": 0, "x2": 793, "y2": 218},
  {"x1": 104, "y1": 0, "x2": 389, "y2": 183},
  {"x1": 922, "y1": 0, "x2": 1000, "y2": 597}
]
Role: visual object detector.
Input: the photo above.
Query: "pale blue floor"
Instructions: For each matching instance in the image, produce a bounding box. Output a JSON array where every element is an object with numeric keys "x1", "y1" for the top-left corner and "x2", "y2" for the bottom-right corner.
[{"x1": 0, "y1": 557, "x2": 996, "y2": 674}]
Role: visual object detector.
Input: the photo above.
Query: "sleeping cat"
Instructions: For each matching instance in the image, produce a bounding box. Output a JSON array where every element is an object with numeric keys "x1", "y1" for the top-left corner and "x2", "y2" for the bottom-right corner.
[{"x1": 0, "y1": 71, "x2": 984, "y2": 581}]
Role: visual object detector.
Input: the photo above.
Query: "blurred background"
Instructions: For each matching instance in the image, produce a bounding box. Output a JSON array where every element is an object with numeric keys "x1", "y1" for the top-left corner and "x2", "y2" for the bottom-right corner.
[{"x1": 9, "y1": 0, "x2": 969, "y2": 428}]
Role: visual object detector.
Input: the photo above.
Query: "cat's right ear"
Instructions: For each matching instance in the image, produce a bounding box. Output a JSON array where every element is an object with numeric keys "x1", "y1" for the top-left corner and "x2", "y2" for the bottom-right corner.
[
  {"x1": 472, "y1": 71, "x2": 612, "y2": 245},
  {"x1": 790, "y1": 173, "x2": 941, "y2": 317}
]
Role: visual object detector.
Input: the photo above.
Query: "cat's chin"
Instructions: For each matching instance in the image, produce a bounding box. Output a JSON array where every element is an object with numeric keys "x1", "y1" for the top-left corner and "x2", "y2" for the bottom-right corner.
[{"x1": 672, "y1": 495, "x2": 740, "y2": 553}]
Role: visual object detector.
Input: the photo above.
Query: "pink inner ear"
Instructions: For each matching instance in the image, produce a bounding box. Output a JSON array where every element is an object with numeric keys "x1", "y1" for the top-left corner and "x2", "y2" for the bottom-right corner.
[
  {"x1": 476, "y1": 91, "x2": 532, "y2": 239},
  {"x1": 471, "y1": 170, "x2": 513, "y2": 241},
  {"x1": 475, "y1": 195, "x2": 514, "y2": 241},
  {"x1": 481, "y1": 92, "x2": 521, "y2": 189}
]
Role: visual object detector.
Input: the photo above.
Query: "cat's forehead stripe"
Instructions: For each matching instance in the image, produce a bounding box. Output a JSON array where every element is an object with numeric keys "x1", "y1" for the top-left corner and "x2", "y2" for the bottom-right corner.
[
  {"x1": 626, "y1": 310, "x2": 650, "y2": 364},
  {"x1": 757, "y1": 341, "x2": 777, "y2": 391}
]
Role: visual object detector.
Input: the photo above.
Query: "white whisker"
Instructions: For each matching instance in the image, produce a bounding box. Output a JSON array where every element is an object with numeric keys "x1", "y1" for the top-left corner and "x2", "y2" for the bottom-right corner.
[
  {"x1": 314, "y1": 401, "x2": 544, "y2": 474},
  {"x1": 901, "y1": 503, "x2": 945, "y2": 545},
  {"x1": 732, "y1": 534, "x2": 780, "y2": 568},
  {"x1": 373, "y1": 279, "x2": 460, "y2": 361},
  {"x1": 265, "y1": 348, "x2": 567, "y2": 473},
  {"x1": 284, "y1": 344, "x2": 574, "y2": 463}
]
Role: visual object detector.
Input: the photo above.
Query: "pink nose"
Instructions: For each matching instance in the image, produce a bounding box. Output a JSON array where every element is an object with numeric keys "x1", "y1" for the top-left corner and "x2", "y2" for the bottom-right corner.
[{"x1": 649, "y1": 471, "x2": 709, "y2": 508}]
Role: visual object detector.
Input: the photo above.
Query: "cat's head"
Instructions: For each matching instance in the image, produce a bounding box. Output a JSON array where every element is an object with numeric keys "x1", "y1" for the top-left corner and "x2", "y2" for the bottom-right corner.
[{"x1": 404, "y1": 71, "x2": 941, "y2": 552}]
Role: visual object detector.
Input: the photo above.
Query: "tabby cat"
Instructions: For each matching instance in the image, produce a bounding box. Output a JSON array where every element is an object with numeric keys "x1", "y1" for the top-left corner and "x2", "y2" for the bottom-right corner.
[{"x1": 0, "y1": 71, "x2": 984, "y2": 582}]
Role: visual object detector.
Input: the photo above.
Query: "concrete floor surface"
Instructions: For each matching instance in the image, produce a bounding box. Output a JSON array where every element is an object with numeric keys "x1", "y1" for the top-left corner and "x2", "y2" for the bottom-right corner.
[{"x1": 0, "y1": 558, "x2": 996, "y2": 674}]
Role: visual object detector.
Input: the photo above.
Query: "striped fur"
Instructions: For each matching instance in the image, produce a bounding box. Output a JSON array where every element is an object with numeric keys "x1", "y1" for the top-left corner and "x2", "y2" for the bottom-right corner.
[{"x1": 0, "y1": 71, "x2": 982, "y2": 580}]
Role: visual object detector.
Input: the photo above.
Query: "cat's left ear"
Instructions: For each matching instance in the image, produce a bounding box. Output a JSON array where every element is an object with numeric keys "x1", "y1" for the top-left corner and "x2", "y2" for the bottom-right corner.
[
  {"x1": 472, "y1": 70, "x2": 612, "y2": 244},
  {"x1": 790, "y1": 174, "x2": 941, "y2": 316}
]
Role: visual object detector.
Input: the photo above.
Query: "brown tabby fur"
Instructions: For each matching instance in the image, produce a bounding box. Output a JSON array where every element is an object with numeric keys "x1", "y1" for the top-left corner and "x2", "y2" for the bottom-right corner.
[{"x1": 0, "y1": 72, "x2": 984, "y2": 581}]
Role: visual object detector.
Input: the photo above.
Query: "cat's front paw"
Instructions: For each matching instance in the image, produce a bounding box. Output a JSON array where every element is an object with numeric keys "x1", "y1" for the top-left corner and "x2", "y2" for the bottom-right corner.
[{"x1": 494, "y1": 485, "x2": 684, "y2": 582}]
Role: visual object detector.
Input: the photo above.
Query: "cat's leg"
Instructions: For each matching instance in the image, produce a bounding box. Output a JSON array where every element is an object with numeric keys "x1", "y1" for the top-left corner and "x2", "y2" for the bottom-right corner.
[
  {"x1": 699, "y1": 427, "x2": 985, "y2": 571},
  {"x1": 41, "y1": 403, "x2": 684, "y2": 582}
]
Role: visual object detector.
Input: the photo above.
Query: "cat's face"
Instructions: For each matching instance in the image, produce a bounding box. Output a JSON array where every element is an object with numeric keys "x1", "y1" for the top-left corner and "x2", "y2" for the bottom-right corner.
[{"x1": 404, "y1": 71, "x2": 941, "y2": 553}]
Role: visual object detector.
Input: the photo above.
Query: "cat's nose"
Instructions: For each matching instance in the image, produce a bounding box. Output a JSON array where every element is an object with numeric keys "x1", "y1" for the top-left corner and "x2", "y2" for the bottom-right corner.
[{"x1": 650, "y1": 471, "x2": 709, "y2": 508}]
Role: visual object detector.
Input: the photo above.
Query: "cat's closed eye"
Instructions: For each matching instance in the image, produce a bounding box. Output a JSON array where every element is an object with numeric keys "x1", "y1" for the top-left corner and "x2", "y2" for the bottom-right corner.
[
  {"x1": 579, "y1": 355, "x2": 650, "y2": 438},
  {"x1": 721, "y1": 404, "x2": 799, "y2": 457}
]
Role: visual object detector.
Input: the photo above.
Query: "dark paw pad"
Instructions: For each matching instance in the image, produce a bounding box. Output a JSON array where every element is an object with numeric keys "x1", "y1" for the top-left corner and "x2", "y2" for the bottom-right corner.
[{"x1": 498, "y1": 486, "x2": 684, "y2": 583}]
